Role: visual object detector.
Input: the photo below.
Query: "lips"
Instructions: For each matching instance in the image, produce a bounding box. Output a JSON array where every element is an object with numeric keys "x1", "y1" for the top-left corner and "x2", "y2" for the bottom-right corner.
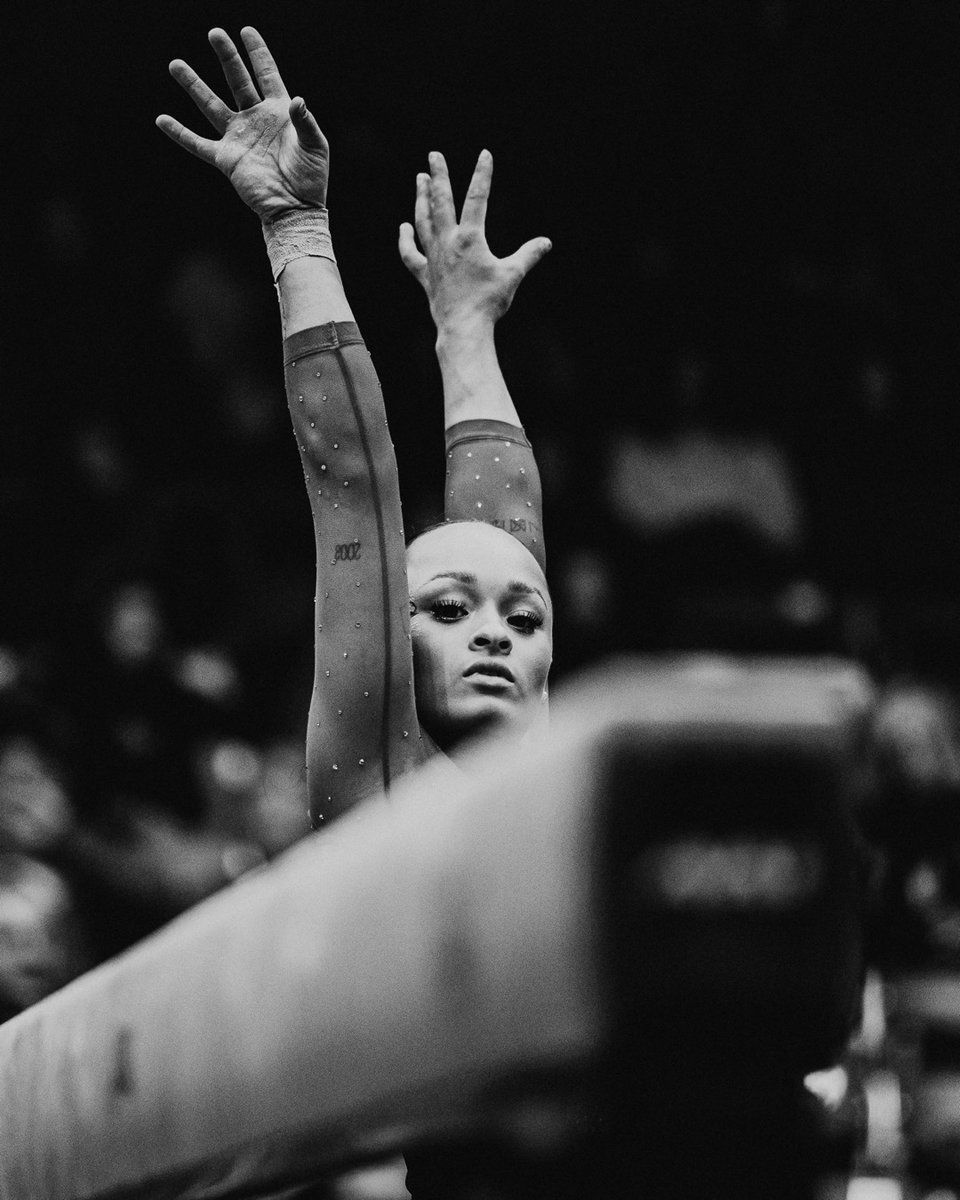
[{"x1": 464, "y1": 661, "x2": 515, "y2": 684}]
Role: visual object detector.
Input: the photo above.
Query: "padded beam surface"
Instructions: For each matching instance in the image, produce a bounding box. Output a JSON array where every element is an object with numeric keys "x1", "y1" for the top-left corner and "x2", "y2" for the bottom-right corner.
[{"x1": 0, "y1": 656, "x2": 872, "y2": 1199}]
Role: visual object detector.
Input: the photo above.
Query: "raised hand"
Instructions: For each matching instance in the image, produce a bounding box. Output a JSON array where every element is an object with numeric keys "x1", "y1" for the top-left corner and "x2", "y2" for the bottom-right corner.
[
  {"x1": 399, "y1": 150, "x2": 551, "y2": 331},
  {"x1": 156, "y1": 27, "x2": 329, "y2": 221}
]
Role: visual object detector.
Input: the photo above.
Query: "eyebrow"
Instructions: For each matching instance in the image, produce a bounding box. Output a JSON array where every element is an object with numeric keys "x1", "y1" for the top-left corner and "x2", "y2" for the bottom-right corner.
[{"x1": 426, "y1": 571, "x2": 547, "y2": 605}]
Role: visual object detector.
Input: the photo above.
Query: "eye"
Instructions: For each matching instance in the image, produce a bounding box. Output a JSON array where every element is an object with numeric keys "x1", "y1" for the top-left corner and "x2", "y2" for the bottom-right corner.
[
  {"x1": 508, "y1": 609, "x2": 544, "y2": 635},
  {"x1": 431, "y1": 598, "x2": 469, "y2": 622}
]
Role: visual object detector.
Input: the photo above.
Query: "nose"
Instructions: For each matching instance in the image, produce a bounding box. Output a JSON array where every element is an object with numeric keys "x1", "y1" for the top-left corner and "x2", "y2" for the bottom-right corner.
[{"x1": 469, "y1": 608, "x2": 513, "y2": 654}]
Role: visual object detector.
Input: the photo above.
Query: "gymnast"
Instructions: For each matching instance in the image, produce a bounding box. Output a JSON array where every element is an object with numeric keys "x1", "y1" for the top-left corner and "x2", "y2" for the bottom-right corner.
[{"x1": 157, "y1": 27, "x2": 554, "y2": 830}]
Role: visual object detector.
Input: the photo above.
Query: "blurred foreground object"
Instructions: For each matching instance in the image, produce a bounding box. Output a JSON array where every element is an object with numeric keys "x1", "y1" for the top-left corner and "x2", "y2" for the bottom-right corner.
[{"x1": 0, "y1": 657, "x2": 872, "y2": 1199}]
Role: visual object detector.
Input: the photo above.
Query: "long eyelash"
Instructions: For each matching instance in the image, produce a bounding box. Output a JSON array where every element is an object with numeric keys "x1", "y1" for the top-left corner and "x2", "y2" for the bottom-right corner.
[
  {"x1": 509, "y1": 609, "x2": 544, "y2": 633},
  {"x1": 409, "y1": 599, "x2": 418, "y2": 617},
  {"x1": 431, "y1": 599, "x2": 468, "y2": 621}
]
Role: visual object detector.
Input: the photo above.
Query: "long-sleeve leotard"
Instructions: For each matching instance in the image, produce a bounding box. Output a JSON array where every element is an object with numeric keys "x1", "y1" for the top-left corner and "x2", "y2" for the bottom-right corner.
[{"x1": 283, "y1": 321, "x2": 545, "y2": 826}]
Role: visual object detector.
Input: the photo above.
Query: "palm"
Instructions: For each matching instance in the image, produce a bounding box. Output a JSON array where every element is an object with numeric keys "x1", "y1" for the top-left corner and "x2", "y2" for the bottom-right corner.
[
  {"x1": 157, "y1": 27, "x2": 329, "y2": 220},
  {"x1": 398, "y1": 150, "x2": 551, "y2": 328},
  {"x1": 216, "y1": 100, "x2": 328, "y2": 218}
]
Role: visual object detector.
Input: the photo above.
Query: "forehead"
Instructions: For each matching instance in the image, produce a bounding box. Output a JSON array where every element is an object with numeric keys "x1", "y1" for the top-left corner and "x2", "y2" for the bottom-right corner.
[{"x1": 406, "y1": 523, "x2": 549, "y2": 596}]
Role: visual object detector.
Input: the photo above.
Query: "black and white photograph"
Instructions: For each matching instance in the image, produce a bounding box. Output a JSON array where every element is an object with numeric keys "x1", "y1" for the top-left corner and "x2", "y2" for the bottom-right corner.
[{"x1": 3, "y1": 4, "x2": 960, "y2": 1197}]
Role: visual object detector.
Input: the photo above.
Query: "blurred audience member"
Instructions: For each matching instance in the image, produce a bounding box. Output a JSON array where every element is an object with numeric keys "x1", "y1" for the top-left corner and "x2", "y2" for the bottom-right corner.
[
  {"x1": 249, "y1": 737, "x2": 310, "y2": 858},
  {"x1": 63, "y1": 577, "x2": 249, "y2": 825},
  {"x1": 0, "y1": 729, "x2": 74, "y2": 857},
  {"x1": 599, "y1": 347, "x2": 814, "y2": 652},
  {"x1": 551, "y1": 549, "x2": 619, "y2": 673},
  {"x1": 0, "y1": 684, "x2": 280, "y2": 1021},
  {"x1": 194, "y1": 736, "x2": 262, "y2": 840},
  {"x1": 865, "y1": 681, "x2": 960, "y2": 969},
  {"x1": 0, "y1": 854, "x2": 93, "y2": 1024},
  {"x1": 605, "y1": 392, "x2": 802, "y2": 555}
]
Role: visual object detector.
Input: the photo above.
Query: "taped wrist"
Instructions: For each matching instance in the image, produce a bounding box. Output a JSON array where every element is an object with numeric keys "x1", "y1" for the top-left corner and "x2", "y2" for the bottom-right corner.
[{"x1": 262, "y1": 206, "x2": 337, "y2": 281}]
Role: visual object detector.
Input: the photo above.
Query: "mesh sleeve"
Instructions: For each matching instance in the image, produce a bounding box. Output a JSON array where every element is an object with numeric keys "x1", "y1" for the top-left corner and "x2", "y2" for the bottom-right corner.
[
  {"x1": 284, "y1": 322, "x2": 426, "y2": 826},
  {"x1": 444, "y1": 419, "x2": 546, "y2": 572}
]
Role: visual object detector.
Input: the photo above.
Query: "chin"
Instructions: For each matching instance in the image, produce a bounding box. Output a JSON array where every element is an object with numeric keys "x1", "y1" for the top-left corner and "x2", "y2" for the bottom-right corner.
[{"x1": 426, "y1": 696, "x2": 523, "y2": 754}]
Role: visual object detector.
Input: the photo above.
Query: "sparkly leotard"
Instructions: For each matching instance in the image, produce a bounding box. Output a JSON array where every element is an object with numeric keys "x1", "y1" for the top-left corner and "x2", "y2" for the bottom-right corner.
[{"x1": 283, "y1": 321, "x2": 545, "y2": 827}]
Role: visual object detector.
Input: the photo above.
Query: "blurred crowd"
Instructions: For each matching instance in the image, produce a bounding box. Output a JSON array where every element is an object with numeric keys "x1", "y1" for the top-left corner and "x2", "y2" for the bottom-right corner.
[
  {"x1": 6, "y1": 0, "x2": 960, "y2": 1054},
  {"x1": 6, "y1": 209, "x2": 960, "y2": 1025}
]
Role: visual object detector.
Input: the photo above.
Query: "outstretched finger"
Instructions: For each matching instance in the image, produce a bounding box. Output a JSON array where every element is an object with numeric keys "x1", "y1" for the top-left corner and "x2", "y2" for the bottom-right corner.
[
  {"x1": 413, "y1": 173, "x2": 433, "y2": 247},
  {"x1": 398, "y1": 223, "x2": 427, "y2": 278},
  {"x1": 504, "y1": 236, "x2": 553, "y2": 280},
  {"x1": 289, "y1": 97, "x2": 326, "y2": 151},
  {"x1": 240, "y1": 26, "x2": 288, "y2": 99},
  {"x1": 208, "y1": 28, "x2": 261, "y2": 109},
  {"x1": 155, "y1": 115, "x2": 219, "y2": 166},
  {"x1": 460, "y1": 148, "x2": 493, "y2": 230},
  {"x1": 168, "y1": 59, "x2": 232, "y2": 133},
  {"x1": 427, "y1": 151, "x2": 456, "y2": 234}
]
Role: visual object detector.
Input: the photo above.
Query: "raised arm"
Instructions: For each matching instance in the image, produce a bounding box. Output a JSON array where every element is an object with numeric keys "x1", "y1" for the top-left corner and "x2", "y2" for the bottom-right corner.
[
  {"x1": 158, "y1": 28, "x2": 422, "y2": 827},
  {"x1": 399, "y1": 151, "x2": 551, "y2": 569}
]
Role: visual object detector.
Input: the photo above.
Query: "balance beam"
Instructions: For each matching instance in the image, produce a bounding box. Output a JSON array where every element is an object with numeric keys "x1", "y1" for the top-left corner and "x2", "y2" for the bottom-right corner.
[{"x1": 0, "y1": 657, "x2": 872, "y2": 1199}]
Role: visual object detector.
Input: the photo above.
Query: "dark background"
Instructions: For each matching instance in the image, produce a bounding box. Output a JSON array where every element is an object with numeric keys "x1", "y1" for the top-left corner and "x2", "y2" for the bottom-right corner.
[
  {"x1": 6, "y1": 0, "x2": 960, "y2": 796},
  {"x1": 8, "y1": 11, "x2": 960, "y2": 1173}
]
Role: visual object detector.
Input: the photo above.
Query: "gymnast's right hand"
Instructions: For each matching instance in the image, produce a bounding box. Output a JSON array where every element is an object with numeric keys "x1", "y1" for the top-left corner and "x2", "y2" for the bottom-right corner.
[{"x1": 156, "y1": 26, "x2": 328, "y2": 220}]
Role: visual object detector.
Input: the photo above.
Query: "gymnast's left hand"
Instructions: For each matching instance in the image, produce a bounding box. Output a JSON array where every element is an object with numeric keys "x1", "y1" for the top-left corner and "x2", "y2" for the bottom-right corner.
[
  {"x1": 398, "y1": 149, "x2": 552, "y2": 332},
  {"x1": 156, "y1": 26, "x2": 329, "y2": 221}
]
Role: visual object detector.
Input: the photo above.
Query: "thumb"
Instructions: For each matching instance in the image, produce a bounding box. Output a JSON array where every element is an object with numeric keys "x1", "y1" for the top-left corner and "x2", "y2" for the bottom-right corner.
[
  {"x1": 506, "y1": 236, "x2": 552, "y2": 279},
  {"x1": 289, "y1": 96, "x2": 326, "y2": 150},
  {"x1": 398, "y1": 222, "x2": 427, "y2": 278}
]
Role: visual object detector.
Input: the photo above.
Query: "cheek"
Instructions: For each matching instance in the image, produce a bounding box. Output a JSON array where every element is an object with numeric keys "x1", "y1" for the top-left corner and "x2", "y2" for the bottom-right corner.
[
  {"x1": 411, "y1": 625, "x2": 446, "y2": 676},
  {"x1": 524, "y1": 634, "x2": 553, "y2": 688},
  {"x1": 411, "y1": 625, "x2": 456, "y2": 718},
  {"x1": 532, "y1": 648, "x2": 552, "y2": 692}
]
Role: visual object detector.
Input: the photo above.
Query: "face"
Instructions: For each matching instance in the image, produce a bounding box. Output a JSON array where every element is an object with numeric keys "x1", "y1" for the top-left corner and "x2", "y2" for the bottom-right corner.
[
  {"x1": 406, "y1": 523, "x2": 553, "y2": 753},
  {"x1": 0, "y1": 737, "x2": 72, "y2": 854},
  {"x1": 105, "y1": 584, "x2": 162, "y2": 666}
]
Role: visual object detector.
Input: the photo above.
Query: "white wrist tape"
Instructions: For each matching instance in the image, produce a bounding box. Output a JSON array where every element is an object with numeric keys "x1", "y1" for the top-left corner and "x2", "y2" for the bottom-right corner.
[{"x1": 262, "y1": 207, "x2": 337, "y2": 281}]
